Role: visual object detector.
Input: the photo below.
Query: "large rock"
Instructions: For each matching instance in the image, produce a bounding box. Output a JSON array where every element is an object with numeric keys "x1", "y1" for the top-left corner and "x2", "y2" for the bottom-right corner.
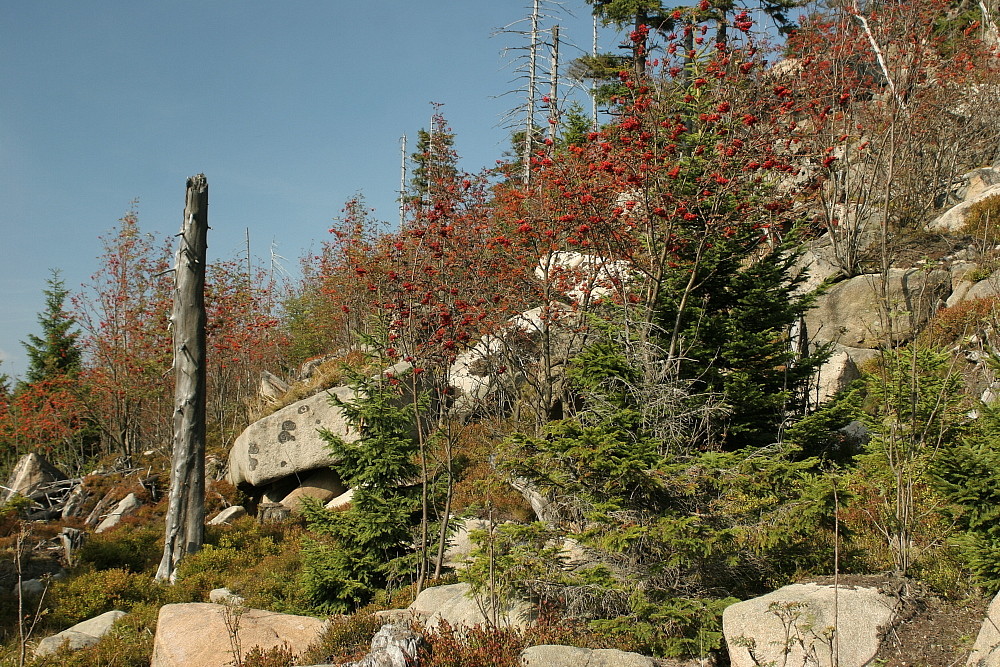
[
  {"x1": 535, "y1": 251, "x2": 632, "y2": 304},
  {"x1": 792, "y1": 244, "x2": 845, "y2": 295},
  {"x1": 443, "y1": 518, "x2": 491, "y2": 570},
  {"x1": 151, "y1": 602, "x2": 327, "y2": 667},
  {"x1": 723, "y1": 583, "x2": 900, "y2": 667},
  {"x1": 35, "y1": 609, "x2": 127, "y2": 656},
  {"x1": 929, "y1": 183, "x2": 1000, "y2": 232},
  {"x1": 808, "y1": 344, "x2": 860, "y2": 406},
  {"x1": 522, "y1": 645, "x2": 658, "y2": 667},
  {"x1": 947, "y1": 262, "x2": 982, "y2": 307},
  {"x1": 406, "y1": 582, "x2": 534, "y2": 631},
  {"x1": 326, "y1": 487, "x2": 355, "y2": 510},
  {"x1": 339, "y1": 623, "x2": 422, "y2": 667},
  {"x1": 259, "y1": 370, "x2": 290, "y2": 401},
  {"x1": 962, "y1": 167, "x2": 1000, "y2": 202},
  {"x1": 448, "y1": 303, "x2": 573, "y2": 414},
  {"x1": 3, "y1": 452, "x2": 67, "y2": 503},
  {"x1": 509, "y1": 476, "x2": 561, "y2": 524},
  {"x1": 95, "y1": 493, "x2": 142, "y2": 534},
  {"x1": 279, "y1": 467, "x2": 347, "y2": 512},
  {"x1": 13, "y1": 578, "x2": 48, "y2": 598},
  {"x1": 227, "y1": 386, "x2": 359, "y2": 487},
  {"x1": 803, "y1": 269, "x2": 951, "y2": 348},
  {"x1": 968, "y1": 591, "x2": 1000, "y2": 666},
  {"x1": 965, "y1": 269, "x2": 1000, "y2": 302}
]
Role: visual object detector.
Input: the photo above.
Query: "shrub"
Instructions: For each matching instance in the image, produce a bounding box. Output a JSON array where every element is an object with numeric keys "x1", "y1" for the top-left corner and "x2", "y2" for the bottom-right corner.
[
  {"x1": 234, "y1": 539, "x2": 310, "y2": 615},
  {"x1": 169, "y1": 517, "x2": 306, "y2": 609},
  {"x1": 930, "y1": 407, "x2": 1000, "y2": 595},
  {"x1": 420, "y1": 619, "x2": 525, "y2": 667},
  {"x1": 242, "y1": 643, "x2": 295, "y2": 667},
  {"x1": 76, "y1": 524, "x2": 162, "y2": 572},
  {"x1": 297, "y1": 611, "x2": 382, "y2": 665},
  {"x1": 964, "y1": 193, "x2": 1000, "y2": 246},
  {"x1": 47, "y1": 568, "x2": 163, "y2": 628},
  {"x1": 918, "y1": 297, "x2": 997, "y2": 347},
  {"x1": 29, "y1": 601, "x2": 159, "y2": 667}
]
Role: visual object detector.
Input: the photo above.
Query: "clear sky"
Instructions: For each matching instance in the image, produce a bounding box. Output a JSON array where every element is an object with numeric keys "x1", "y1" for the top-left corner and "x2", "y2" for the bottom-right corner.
[{"x1": 0, "y1": 1, "x2": 614, "y2": 380}]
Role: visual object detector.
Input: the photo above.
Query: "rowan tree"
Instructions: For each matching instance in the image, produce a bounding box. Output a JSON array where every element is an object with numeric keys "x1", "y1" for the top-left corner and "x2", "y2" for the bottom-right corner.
[
  {"x1": 498, "y1": 17, "x2": 828, "y2": 446},
  {"x1": 472, "y1": 16, "x2": 842, "y2": 657},
  {"x1": 380, "y1": 113, "x2": 533, "y2": 582},
  {"x1": 288, "y1": 195, "x2": 389, "y2": 360},
  {"x1": 0, "y1": 376, "x2": 96, "y2": 474},
  {"x1": 780, "y1": 0, "x2": 1000, "y2": 275},
  {"x1": 73, "y1": 207, "x2": 175, "y2": 460},
  {"x1": 204, "y1": 258, "x2": 286, "y2": 449}
]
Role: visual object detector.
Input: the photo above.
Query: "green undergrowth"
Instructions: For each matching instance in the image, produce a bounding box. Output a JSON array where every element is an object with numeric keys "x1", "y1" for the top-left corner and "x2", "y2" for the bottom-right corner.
[{"x1": 0, "y1": 514, "x2": 318, "y2": 666}]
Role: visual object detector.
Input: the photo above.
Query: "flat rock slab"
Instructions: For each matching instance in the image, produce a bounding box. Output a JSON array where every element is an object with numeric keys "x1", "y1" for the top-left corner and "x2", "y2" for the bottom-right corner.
[
  {"x1": 803, "y1": 268, "x2": 950, "y2": 348},
  {"x1": 95, "y1": 492, "x2": 142, "y2": 533},
  {"x1": 522, "y1": 644, "x2": 656, "y2": 667},
  {"x1": 407, "y1": 582, "x2": 534, "y2": 631},
  {"x1": 227, "y1": 386, "x2": 358, "y2": 487},
  {"x1": 35, "y1": 609, "x2": 127, "y2": 656},
  {"x1": 280, "y1": 467, "x2": 347, "y2": 512},
  {"x1": 151, "y1": 602, "x2": 327, "y2": 667},
  {"x1": 208, "y1": 505, "x2": 247, "y2": 525},
  {"x1": 929, "y1": 183, "x2": 1000, "y2": 232},
  {"x1": 723, "y1": 583, "x2": 899, "y2": 667}
]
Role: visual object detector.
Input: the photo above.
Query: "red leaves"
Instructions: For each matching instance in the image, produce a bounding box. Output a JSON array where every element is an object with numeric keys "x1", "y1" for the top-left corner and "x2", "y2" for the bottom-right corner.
[
  {"x1": 620, "y1": 116, "x2": 642, "y2": 131},
  {"x1": 734, "y1": 11, "x2": 754, "y2": 32}
]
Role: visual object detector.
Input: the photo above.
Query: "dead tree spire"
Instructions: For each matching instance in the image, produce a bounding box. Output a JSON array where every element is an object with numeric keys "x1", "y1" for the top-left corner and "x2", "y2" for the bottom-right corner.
[{"x1": 156, "y1": 173, "x2": 208, "y2": 584}]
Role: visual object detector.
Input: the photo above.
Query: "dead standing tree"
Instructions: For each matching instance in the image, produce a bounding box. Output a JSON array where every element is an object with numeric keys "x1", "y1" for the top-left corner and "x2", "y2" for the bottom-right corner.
[{"x1": 156, "y1": 174, "x2": 208, "y2": 583}]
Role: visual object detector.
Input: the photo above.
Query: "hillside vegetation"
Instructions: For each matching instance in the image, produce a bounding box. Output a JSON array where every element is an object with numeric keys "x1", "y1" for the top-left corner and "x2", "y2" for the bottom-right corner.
[{"x1": 1, "y1": 0, "x2": 1000, "y2": 663}]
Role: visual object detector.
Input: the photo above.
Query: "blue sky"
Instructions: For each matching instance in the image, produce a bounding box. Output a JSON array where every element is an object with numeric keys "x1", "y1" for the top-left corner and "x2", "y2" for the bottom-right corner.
[{"x1": 0, "y1": 1, "x2": 613, "y2": 380}]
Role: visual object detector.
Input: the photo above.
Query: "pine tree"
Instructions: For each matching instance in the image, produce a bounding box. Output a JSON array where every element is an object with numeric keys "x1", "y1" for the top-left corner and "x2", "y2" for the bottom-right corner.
[
  {"x1": 299, "y1": 364, "x2": 421, "y2": 612},
  {"x1": 22, "y1": 270, "x2": 82, "y2": 385},
  {"x1": 930, "y1": 403, "x2": 1000, "y2": 592},
  {"x1": 654, "y1": 237, "x2": 823, "y2": 448},
  {"x1": 0, "y1": 360, "x2": 10, "y2": 398},
  {"x1": 407, "y1": 113, "x2": 457, "y2": 209}
]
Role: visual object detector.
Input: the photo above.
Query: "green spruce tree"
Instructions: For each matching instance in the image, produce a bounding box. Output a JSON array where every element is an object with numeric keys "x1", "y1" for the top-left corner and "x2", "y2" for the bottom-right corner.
[
  {"x1": 22, "y1": 270, "x2": 82, "y2": 385},
  {"x1": 408, "y1": 113, "x2": 457, "y2": 210},
  {"x1": 930, "y1": 400, "x2": 1000, "y2": 593},
  {"x1": 655, "y1": 237, "x2": 823, "y2": 449},
  {"x1": 0, "y1": 360, "x2": 10, "y2": 398},
  {"x1": 299, "y1": 363, "x2": 421, "y2": 612}
]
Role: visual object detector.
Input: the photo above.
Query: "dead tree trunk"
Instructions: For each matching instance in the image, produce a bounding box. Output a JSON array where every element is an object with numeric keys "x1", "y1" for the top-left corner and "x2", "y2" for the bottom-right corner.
[
  {"x1": 523, "y1": 0, "x2": 541, "y2": 185},
  {"x1": 548, "y1": 24, "x2": 560, "y2": 146},
  {"x1": 156, "y1": 174, "x2": 209, "y2": 583}
]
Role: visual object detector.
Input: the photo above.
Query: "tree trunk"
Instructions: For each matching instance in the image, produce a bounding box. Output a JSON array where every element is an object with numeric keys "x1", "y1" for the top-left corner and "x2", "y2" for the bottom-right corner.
[
  {"x1": 523, "y1": 0, "x2": 541, "y2": 185},
  {"x1": 156, "y1": 174, "x2": 208, "y2": 583},
  {"x1": 548, "y1": 25, "x2": 560, "y2": 146}
]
